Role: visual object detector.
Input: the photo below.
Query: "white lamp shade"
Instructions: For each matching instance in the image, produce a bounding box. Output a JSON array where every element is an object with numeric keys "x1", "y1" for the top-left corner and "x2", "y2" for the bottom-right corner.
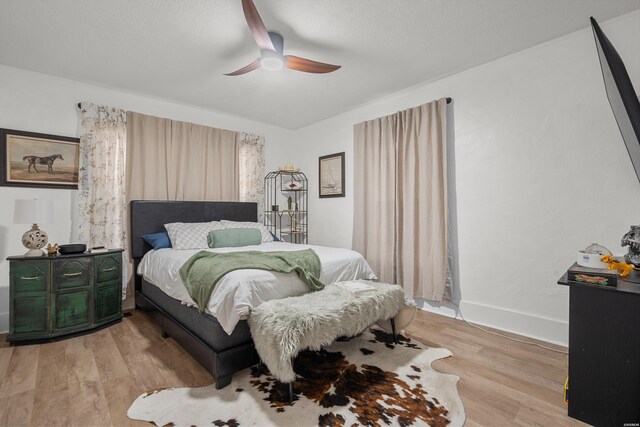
[{"x1": 14, "y1": 199, "x2": 54, "y2": 224}]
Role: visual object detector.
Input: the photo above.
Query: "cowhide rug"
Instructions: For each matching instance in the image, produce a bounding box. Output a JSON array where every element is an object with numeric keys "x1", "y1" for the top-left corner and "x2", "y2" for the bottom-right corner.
[{"x1": 128, "y1": 329, "x2": 465, "y2": 427}]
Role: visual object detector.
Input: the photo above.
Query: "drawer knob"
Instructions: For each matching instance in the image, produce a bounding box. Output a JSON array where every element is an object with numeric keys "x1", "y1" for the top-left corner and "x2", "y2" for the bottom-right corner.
[
  {"x1": 20, "y1": 276, "x2": 39, "y2": 280},
  {"x1": 102, "y1": 267, "x2": 117, "y2": 272},
  {"x1": 63, "y1": 272, "x2": 83, "y2": 277}
]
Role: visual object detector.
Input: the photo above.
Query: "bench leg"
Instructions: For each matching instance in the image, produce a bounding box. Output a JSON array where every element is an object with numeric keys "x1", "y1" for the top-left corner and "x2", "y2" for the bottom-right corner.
[
  {"x1": 390, "y1": 317, "x2": 398, "y2": 344},
  {"x1": 215, "y1": 374, "x2": 232, "y2": 389}
]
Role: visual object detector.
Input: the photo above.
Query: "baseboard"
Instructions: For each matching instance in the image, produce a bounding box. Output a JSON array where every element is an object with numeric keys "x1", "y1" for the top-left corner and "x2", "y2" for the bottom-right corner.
[
  {"x1": 0, "y1": 311, "x2": 8, "y2": 335},
  {"x1": 416, "y1": 299, "x2": 568, "y2": 347}
]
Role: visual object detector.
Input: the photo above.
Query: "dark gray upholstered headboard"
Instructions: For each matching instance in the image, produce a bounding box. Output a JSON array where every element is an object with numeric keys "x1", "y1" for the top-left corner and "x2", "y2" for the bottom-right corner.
[{"x1": 130, "y1": 200, "x2": 258, "y2": 259}]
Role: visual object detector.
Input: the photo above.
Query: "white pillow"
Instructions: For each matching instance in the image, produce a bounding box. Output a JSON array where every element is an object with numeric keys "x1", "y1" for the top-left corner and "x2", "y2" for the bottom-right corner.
[
  {"x1": 220, "y1": 220, "x2": 272, "y2": 243},
  {"x1": 164, "y1": 221, "x2": 225, "y2": 249}
]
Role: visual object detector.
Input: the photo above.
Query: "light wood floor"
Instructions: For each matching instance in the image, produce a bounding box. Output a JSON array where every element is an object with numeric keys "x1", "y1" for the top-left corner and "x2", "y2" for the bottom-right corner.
[{"x1": 0, "y1": 309, "x2": 583, "y2": 426}]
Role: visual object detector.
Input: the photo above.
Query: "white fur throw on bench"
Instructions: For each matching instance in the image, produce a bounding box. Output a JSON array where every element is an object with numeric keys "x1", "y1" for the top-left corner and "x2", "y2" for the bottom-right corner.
[{"x1": 248, "y1": 281, "x2": 405, "y2": 383}]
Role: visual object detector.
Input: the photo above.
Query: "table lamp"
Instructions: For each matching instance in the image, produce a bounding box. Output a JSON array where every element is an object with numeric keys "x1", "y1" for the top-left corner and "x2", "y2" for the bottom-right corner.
[{"x1": 14, "y1": 199, "x2": 54, "y2": 257}]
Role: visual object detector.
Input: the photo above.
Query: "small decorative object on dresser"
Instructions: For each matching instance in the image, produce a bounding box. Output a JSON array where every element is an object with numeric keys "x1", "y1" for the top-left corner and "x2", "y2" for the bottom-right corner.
[
  {"x1": 58, "y1": 243, "x2": 87, "y2": 255},
  {"x1": 319, "y1": 152, "x2": 345, "y2": 198},
  {"x1": 13, "y1": 199, "x2": 54, "y2": 257},
  {"x1": 6, "y1": 249, "x2": 123, "y2": 343},
  {"x1": 46, "y1": 243, "x2": 59, "y2": 256}
]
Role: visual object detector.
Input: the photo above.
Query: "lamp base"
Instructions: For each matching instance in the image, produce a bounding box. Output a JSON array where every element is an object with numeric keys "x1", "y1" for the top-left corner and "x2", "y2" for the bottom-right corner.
[
  {"x1": 24, "y1": 248, "x2": 45, "y2": 257},
  {"x1": 21, "y1": 224, "x2": 48, "y2": 257}
]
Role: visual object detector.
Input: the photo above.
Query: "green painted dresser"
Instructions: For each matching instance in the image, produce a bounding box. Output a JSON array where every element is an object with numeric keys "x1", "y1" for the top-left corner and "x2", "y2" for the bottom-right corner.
[{"x1": 6, "y1": 249, "x2": 123, "y2": 343}]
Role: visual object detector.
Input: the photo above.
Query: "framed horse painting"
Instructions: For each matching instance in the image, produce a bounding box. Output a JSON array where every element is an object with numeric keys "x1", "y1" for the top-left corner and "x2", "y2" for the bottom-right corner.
[{"x1": 0, "y1": 128, "x2": 80, "y2": 189}]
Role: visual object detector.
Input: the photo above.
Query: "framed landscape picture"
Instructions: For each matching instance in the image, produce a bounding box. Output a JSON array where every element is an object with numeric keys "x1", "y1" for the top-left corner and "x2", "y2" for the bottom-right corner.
[
  {"x1": 0, "y1": 128, "x2": 80, "y2": 189},
  {"x1": 319, "y1": 152, "x2": 345, "y2": 198}
]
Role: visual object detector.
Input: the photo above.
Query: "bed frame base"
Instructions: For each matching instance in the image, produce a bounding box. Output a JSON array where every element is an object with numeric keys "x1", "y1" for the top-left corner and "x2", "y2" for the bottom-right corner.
[{"x1": 135, "y1": 291, "x2": 259, "y2": 389}]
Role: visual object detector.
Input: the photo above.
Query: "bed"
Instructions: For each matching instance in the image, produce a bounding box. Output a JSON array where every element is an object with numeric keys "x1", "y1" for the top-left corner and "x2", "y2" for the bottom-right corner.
[{"x1": 130, "y1": 200, "x2": 376, "y2": 388}]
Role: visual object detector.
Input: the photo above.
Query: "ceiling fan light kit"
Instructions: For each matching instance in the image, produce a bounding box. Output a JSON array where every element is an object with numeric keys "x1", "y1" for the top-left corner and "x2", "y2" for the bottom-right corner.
[
  {"x1": 260, "y1": 56, "x2": 283, "y2": 71},
  {"x1": 225, "y1": 0, "x2": 341, "y2": 76},
  {"x1": 260, "y1": 35, "x2": 284, "y2": 71}
]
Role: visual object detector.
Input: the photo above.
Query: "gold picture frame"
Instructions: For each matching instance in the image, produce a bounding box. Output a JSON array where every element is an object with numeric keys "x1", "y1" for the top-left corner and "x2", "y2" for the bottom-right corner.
[{"x1": 0, "y1": 128, "x2": 80, "y2": 189}]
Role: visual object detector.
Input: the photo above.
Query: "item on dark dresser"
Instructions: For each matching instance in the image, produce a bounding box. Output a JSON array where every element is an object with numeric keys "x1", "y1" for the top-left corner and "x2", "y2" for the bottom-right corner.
[
  {"x1": 622, "y1": 225, "x2": 640, "y2": 267},
  {"x1": 576, "y1": 243, "x2": 611, "y2": 268},
  {"x1": 89, "y1": 246, "x2": 109, "y2": 254},
  {"x1": 6, "y1": 249, "x2": 123, "y2": 343},
  {"x1": 58, "y1": 243, "x2": 87, "y2": 254},
  {"x1": 567, "y1": 262, "x2": 617, "y2": 287}
]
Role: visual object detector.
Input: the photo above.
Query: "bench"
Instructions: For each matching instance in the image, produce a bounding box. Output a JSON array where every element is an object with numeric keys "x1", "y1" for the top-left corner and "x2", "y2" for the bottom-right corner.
[{"x1": 248, "y1": 280, "x2": 405, "y2": 395}]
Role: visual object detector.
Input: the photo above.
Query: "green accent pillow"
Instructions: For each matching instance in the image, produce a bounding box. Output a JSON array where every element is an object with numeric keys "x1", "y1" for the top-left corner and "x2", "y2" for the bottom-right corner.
[{"x1": 208, "y1": 228, "x2": 262, "y2": 248}]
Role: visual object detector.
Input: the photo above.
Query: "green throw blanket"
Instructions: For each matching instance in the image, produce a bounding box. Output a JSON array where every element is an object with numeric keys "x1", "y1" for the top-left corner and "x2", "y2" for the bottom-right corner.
[{"x1": 179, "y1": 249, "x2": 325, "y2": 312}]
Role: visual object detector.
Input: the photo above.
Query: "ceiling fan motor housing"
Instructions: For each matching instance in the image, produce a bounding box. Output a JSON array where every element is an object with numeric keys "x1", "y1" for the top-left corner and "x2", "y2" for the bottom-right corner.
[
  {"x1": 260, "y1": 32, "x2": 285, "y2": 70},
  {"x1": 267, "y1": 31, "x2": 284, "y2": 54}
]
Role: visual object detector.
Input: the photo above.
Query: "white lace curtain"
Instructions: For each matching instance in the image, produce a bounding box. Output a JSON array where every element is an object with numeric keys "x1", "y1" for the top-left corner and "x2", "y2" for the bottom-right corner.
[
  {"x1": 72, "y1": 103, "x2": 129, "y2": 296},
  {"x1": 238, "y1": 132, "x2": 265, "y2": 221}
]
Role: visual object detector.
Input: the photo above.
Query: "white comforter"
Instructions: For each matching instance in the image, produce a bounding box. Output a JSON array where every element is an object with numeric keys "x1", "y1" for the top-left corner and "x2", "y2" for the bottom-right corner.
[{"x1": 137, "y1": 242, "x2": 376, "y2": 334}]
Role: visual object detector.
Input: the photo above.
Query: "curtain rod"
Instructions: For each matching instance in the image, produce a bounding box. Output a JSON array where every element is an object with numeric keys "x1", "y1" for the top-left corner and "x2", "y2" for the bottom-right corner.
[{"x1": 77, "y1": 97, "x2": 453, "y2": 110}]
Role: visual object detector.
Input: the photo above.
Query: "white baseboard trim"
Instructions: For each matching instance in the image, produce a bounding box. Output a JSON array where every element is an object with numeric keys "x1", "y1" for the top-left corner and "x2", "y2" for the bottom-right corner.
[
  {"x1": 416, "y1": 299, "x2": 568, "y2": 347},
  {"x1": 0, "y1": 311, "x2": 8, "y2": 335}
]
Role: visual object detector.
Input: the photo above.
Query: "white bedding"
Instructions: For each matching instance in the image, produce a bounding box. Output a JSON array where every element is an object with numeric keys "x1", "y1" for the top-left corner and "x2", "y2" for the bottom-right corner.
[{"x1": 137, "y1": 242, "x2": 376, "y2": 334}]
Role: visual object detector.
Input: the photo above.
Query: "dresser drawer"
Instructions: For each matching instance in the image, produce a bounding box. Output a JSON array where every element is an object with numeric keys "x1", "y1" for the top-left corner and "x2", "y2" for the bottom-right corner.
[
  {"x1": 11, "y1": 260, "x2": 49, "y2": 293},
  {"x1": 53, "y1": 258, "x2": 92, "y2": 289},
  {"x1": 95, "y1": 253, "x2": 121, "y2": 284},
  {"x1": 95, "y1": 282, "x2": 121, "y2": 323},
  {"x1": 54, "y1": 289, "x2": 90, "y2": 330},
  {"x1": 12, "y1": 295, "x2": 48, "y2": 334}
]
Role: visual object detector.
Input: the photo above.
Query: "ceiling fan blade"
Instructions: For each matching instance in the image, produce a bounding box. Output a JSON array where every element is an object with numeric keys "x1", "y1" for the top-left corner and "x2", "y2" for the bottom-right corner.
[
  {"x1": 223, "y1": 58, "x2": 261, "y2": 76},
  {"x1": 241, "y1": 0, "x2": 275, "y2": 51},
  {"x1": 285, "y1": 55, "x2": 341, "y2": 74}
]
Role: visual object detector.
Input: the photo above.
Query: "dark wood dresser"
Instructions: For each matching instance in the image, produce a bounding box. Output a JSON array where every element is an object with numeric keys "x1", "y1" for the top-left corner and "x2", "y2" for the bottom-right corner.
[
  {"x1": 558, "y1": 271, "x2": 640, "y2": 426},
  {"x1": 7, "y1": 249, "x2": 123, "y2": 343}
]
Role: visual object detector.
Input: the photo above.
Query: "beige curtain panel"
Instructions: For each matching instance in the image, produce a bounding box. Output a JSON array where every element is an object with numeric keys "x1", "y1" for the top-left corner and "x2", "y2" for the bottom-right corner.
[
  {"x1": 353, "y1": 115, "x2": 397, "y2": 284},
  {"x1": 353, "y1": 98, "x2": 448, "y2": 301},
  {"x1": 126, "y1": 111, "x2": 239, "y2": 202}
]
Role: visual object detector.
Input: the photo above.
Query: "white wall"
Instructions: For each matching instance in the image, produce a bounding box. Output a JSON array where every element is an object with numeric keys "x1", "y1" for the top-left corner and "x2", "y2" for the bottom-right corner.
[
  {"x1": 290, "y1": 11, "x2": 640, "y2": 345},
  {"x1": 0, "y1": 64, "x2": 295, "y2": 332}
]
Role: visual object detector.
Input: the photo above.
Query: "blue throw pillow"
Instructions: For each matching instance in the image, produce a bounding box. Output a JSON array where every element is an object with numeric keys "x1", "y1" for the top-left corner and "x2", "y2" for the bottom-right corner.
[
  {"x1": 269, "y1": 231, "x2": 280, "y2": 242},
  {"x1": 143, "y1": 231, "x2": 172, "y2": 250}
]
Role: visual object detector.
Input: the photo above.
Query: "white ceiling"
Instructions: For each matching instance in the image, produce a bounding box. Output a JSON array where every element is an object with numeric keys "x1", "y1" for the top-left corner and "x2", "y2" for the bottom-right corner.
[{"x1": 1, "y1": 0, "x2": 638, "y2": 129}]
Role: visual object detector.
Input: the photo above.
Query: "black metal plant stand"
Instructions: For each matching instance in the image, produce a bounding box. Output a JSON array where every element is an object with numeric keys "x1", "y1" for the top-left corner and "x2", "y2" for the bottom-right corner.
[{"x1": 264, "y1": 170, "x2": 308, "y2": 244}]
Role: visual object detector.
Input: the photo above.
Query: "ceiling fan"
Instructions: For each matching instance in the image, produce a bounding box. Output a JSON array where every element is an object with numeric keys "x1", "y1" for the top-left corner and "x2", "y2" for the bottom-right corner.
[{"x1": 224, "y1": 0, "x2": 341, "y2": 76}]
